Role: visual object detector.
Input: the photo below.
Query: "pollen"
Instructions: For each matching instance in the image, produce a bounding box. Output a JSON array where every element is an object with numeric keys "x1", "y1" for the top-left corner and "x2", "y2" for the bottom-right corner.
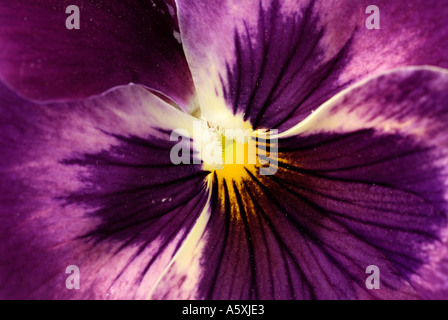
[
  {"x1": 213, "y1": 135, "x2": 258, "y2": 184},
  {"x1": 210, "y1": 134, "x2": 260, "y2": 221},
  {"x1": 200, "y1": 120, "x2": 259, "y2": 184},
  {"x1": 196, "y1": 115, "x2": 278, "y2": 220}
]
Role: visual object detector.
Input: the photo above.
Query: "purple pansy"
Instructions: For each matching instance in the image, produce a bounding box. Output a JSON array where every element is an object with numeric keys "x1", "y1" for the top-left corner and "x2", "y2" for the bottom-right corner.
[{"x1": 1, "y1": 0, "x2": 448, "y2": 300}]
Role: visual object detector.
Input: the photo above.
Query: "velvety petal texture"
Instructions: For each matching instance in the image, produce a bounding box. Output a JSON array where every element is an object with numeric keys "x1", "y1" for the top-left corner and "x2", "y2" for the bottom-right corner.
[
  {"x1": 0, "y1": 0, "x2": 196, "y2": 110},
  {"x1": 176, "y1": 0, "x2": 448, "y2": 131},
  {"x1": 0, "y1": 82, "x2": 209, "y2": 299},
  {"x1": 2, "y1": 0, "x2": 448, "y2": 301},
  {"x1": 151, "y1": 68, "x2": 448, "y2": 300}
]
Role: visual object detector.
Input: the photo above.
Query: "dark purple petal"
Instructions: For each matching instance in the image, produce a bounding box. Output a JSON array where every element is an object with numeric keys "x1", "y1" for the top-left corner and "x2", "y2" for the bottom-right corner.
[
  {"x1": 0, "y1": 82, "x2": 209, "y2": 299},
  {"x1": 152, "y1": 67, "x2": 448, "y2": 299},
  {"x1": 176, "y1": 0, "x2": 448, "y2": 130},
  {"x1": 0, "y1": 0, "x2": 196, "y2": 110}
]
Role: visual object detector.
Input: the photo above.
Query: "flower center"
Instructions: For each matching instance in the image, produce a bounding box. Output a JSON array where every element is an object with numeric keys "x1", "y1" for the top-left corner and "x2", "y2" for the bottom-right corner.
[
  {"x1": 194, "y1": 111, "x2": 278, "y2": 193},
  {"x1": 201, "y1": 123, "x2": 258, "y2": 184},
  {"x1": 195, "y1": 115, "x2": 279, "y2": 221},
  {"x1": 217, "y1": 134, "x2": 259, "y2": 184}
]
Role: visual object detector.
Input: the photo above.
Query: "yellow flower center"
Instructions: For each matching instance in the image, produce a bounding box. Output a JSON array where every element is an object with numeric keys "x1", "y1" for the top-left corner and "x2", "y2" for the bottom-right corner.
[{"x1": 213, "y1": 134, "x2": 259, "y2": 184}]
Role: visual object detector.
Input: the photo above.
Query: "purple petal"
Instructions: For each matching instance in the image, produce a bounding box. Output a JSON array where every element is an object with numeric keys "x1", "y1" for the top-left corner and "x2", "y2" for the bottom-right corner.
[
  {"x1": 0, "y1": 82, "x2": 209, "y2": 299},
  {"x1": 176, "y1": 0, "x2": 448, "y2": 130},
  {"x1": 152, "y1": 67, "x2": 448, "y2": 299},
  {"x1": 0, "y1": 0, "x2": 196, "y2": 110}
]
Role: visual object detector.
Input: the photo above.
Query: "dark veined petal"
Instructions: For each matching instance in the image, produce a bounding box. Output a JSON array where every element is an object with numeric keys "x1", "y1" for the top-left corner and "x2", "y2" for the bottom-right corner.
[
  {"x1": 0, "y1": 82, "x2": 210, "y2": 299},
  {"x1": 151, "y1": 67, "x2": 448, "y2": 300},
  {"x1": 0, "y1": 0, "x2": 196, "y2": 111},
  {"x1": 176, "y1": 0, "x2": 448, "y2": 131}
]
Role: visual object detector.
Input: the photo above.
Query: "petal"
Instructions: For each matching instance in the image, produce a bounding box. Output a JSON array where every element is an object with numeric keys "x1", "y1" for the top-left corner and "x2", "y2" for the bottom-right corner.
[
  {"x1": 0, "y1": 82, "x2": 209, "y2": 299},
  {"x1": 152, "y1": 67, "x2": 448, "y2": 299},
  {"x1": 176, "y1": 0, "x2": 448, "y2": 130},
  {"x1": 0, "y1": 0, "x2": 196, "y2": 111}
]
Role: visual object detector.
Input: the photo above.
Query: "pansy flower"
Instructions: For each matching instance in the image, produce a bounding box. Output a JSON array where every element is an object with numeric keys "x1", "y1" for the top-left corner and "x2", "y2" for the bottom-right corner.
[{"x1": 1, "y1": 0, "x2": 448, "y2": 300}]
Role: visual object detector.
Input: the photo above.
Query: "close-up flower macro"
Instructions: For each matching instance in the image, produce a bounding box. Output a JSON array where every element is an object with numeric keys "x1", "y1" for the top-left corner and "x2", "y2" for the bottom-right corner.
[{"x1": 1, "y1": 0, "x2": 448, "y2": 301}]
